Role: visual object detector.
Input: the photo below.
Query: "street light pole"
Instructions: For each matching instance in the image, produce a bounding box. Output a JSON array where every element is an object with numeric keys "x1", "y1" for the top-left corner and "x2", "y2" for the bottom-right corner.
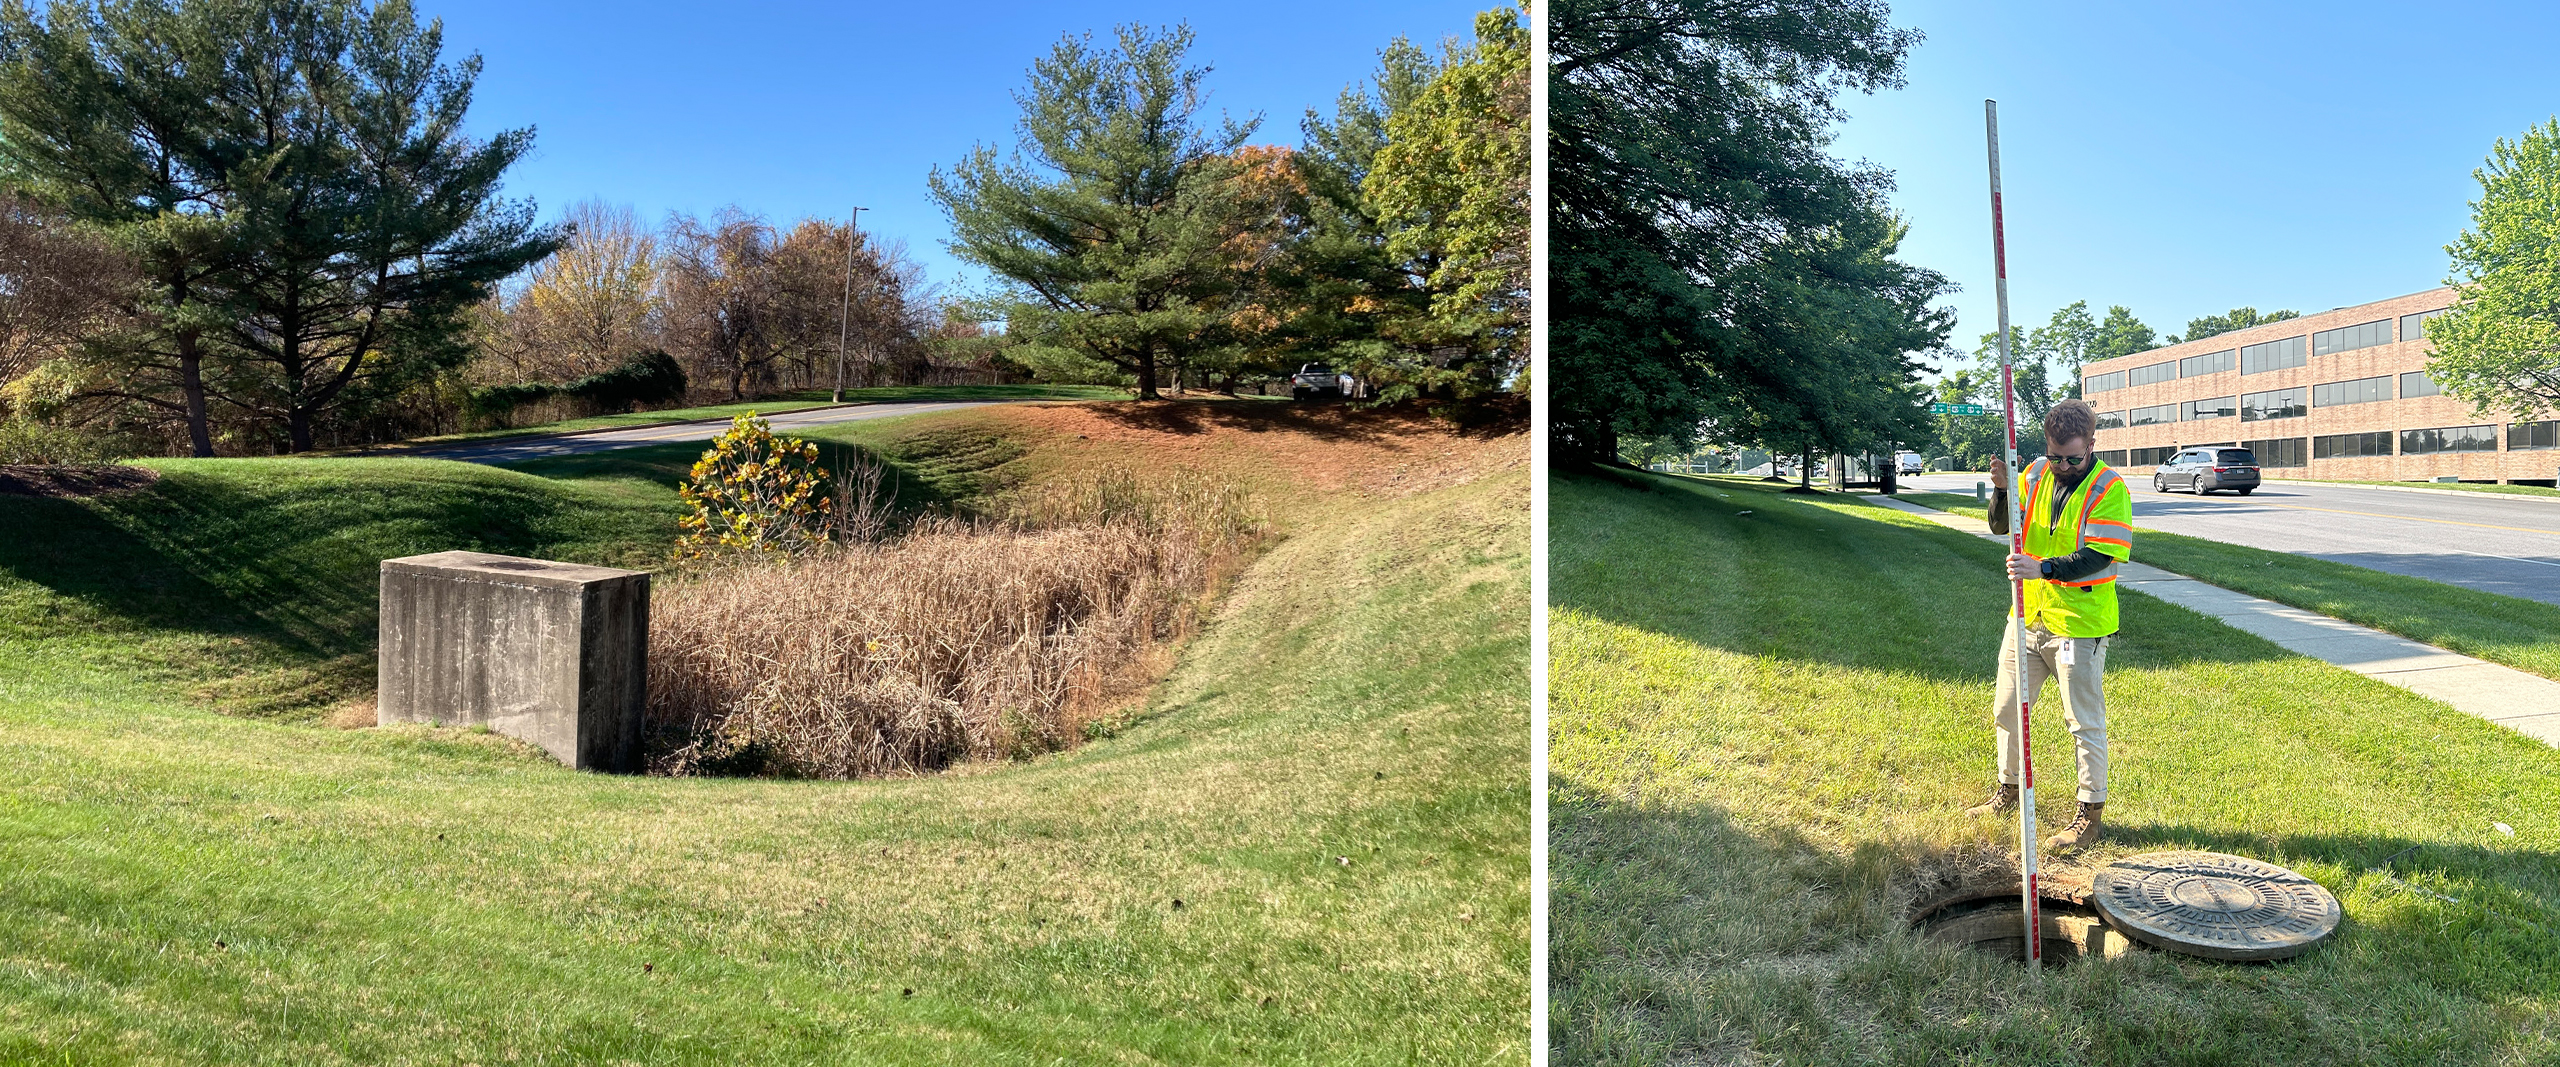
[{"x1": 834, "y1": 206, "x2": 868, "y2": 403}]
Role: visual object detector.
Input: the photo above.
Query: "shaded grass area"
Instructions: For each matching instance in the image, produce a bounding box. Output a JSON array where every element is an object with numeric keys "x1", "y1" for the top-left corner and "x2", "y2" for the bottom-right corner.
[
  {"x1": 366, "y1": 384, "x2": 1129, "y2": 451},
  {"x1": 1901, "y1": 490, "x2": 2560, "y2": 684},
  {"x1": 0, "y1": 415, "x2": 1528, "y2": 1063},
  {"x1": 1550, "y1": 470, "x2": 2559, "y2": 1067},
  {"x1": 0, "y1": 458, "x2": 680, "y2": 719}
]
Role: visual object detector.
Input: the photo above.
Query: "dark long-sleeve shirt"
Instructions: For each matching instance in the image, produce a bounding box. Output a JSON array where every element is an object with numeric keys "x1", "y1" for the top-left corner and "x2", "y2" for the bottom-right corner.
[{"x1": 1989, "y1": 474, "x2": 2115, "y2": 582}]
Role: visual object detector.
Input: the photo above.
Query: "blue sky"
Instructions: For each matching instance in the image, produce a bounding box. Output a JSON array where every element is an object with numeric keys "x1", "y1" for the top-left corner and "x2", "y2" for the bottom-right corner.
[
  {"x1": 1827, "y1": 0, "x2": 2560, "y2": 372},
  {"x1": 428, "y1": 0, "x2": 1494, "y2": 294}
]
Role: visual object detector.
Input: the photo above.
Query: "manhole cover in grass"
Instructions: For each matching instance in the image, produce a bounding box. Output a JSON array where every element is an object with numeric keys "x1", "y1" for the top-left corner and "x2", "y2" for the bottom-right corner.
[{"x1": 2092, "y1": 851, "x2": 2339, "y2": 961}]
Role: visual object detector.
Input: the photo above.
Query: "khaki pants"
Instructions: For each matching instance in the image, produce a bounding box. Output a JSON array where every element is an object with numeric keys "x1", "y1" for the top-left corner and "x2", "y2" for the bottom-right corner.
[{"x1": 1990, "y1": 622, "x2": 2109, "y2": 804}]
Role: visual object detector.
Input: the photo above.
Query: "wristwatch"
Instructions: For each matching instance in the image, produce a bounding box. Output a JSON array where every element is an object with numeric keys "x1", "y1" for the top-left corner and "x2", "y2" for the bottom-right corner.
[{"x1": 2038, "y1": 559, "x2": 2055, "y2": 579}]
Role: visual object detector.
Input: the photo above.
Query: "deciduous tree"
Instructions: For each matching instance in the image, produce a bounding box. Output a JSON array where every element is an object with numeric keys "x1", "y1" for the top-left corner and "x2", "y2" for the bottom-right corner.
[
  {"x1": 1360, "y1": 5, "x2": 1528, "y2": 399},
  {"x1": 1549, "y1": 0, "x2": 1948, "y2": 462},
  {"x1": 2429, "y1": 117, "x2": 2560, "y2": 420},
  {"x1": 2169, "y1": 306, "x2": 2296, "y2": 345}
]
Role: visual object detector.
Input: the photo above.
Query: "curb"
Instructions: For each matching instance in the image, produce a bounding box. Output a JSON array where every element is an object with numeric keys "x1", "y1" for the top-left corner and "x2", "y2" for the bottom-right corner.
[{"x1": 2255, "y1": 477, "x2": 2560, "y2": 504}]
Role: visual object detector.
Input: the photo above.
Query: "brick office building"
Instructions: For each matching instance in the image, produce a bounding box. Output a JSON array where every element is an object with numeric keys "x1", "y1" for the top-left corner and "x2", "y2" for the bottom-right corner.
[{"x1": 2078, "y1": 286, "x2": 2560, "y2": 485}]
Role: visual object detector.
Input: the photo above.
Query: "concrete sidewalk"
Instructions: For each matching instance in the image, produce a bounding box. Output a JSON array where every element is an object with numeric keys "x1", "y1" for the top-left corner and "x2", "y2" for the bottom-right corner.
[{"x1": 1870, "y1": 495, "x2": 2560, "y2": 747}]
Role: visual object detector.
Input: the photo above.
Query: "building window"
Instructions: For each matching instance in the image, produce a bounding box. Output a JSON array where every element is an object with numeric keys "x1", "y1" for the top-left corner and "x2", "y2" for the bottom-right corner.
[
  {"x1": 2179, "y1": 349, "x2": 2236, "y2": 377},
  {"x1": 2242, "y1": 437, "x2": 2308, "y2": 468},
  {"x1": 2401, "y1": 425, "x2": 2498, "y2": 454},
  {"x1": 2128, "y1": 361, "x2": 2177, "y2": 387},
  {"x1": 2183, "y1": 396, "x2": 2237, "y2": 421},
  {"x1": 2311, "y1": 319, "x2": 2392, "y2": 357},
  {"x1": 2510, "y1": 420, "x2": 2559, "y2": 451},
  {"x1": 2085, "y1": 370, "x2": 2127, "y2": 393},
  {"x1": 2240, "y1": 387, "x2": 2306, "y2": 421},
  {"x1": 2313, "y1": 431, "x2": 2393, "y2": 459},
  {"x1": 2095, "y1": 450, "x2": 2129, "y2": 467},
  {"x1": 2126, "y1": 403, "x2": 2179, "y2": 427},
  {"x1": 2129, "y1": 446, "x2": 2177, "y2": 466},
  {"x1": 2400, "y1": 370, "x2": 2442, "y2": 398},
  {"x1": 2312, "y1": 376, "x2": 2393, "y2": 407},
  {"x1": 2401, "y1": 307, "x2": 2449, "y2": 342},
  {"x1": 2239, "y1": 335, "x2": 2306, "y2": 375},
  {"x1": 2095, "y1": 410, "x2": 2126, "y2": 430}
]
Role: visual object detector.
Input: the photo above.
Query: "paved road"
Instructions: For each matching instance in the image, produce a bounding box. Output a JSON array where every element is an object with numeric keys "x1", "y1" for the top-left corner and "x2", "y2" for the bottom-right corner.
[
  {"x1": 397, "y1": 400, "x2": 1006, "y2": 465},
  {"x1": 1900, "y1": 472, "x2": 2560, "y2": 607}
]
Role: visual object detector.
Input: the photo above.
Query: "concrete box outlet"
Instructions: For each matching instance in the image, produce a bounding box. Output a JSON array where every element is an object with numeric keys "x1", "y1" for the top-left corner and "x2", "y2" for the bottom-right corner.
[{"x1": 377, "y1": 551, "x2": 650, "y2": 771}]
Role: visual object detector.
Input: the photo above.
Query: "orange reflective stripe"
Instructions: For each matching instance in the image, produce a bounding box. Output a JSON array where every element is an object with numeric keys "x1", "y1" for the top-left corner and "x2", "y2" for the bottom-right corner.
[
  {"x1": 2085, "y1": 537, "x2": 2130, "y2": 550},
  {"x1": 2058, "y1": 574, "x2": 2118, "y2": 588},
  {"x1": 2077, "y1": 469, "x2": 2123, "y2": 529}
]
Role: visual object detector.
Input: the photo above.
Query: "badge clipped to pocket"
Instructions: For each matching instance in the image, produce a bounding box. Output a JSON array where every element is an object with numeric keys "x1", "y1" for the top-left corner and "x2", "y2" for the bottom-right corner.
[{"x1": 2058, "y1": 639, "x2": 2078, "y2": 667}]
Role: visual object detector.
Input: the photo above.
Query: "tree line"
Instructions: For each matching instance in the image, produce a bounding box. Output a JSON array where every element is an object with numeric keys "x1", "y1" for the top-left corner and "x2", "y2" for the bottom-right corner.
[
  {"x1": 934, "y1": 11, "x2": 1527, "y2": 403},
  {"x1": 0, "y1": 0, "x2": 1528, "y2": 458}
]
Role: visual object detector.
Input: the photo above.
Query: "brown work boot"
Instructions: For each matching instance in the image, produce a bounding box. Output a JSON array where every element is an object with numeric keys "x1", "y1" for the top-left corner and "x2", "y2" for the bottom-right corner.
[
  {"x1": 2045, "y1": 802, "x2": 2105, "y2": 851},
  {"x1": 1963, "y1": 784, "x2": 2019, "y2": 818}
]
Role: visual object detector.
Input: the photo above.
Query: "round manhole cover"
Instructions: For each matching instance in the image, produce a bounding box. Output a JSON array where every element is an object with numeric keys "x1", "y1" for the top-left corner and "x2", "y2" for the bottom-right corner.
[{"x1": 2092, "y1": 851, "x2": 2340, "y2": 961}]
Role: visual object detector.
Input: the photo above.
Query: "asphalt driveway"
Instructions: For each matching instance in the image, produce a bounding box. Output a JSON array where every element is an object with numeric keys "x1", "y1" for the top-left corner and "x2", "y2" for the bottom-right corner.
[{"x1": 395, "y1": 400, "x2": 1006, "y2": 466}]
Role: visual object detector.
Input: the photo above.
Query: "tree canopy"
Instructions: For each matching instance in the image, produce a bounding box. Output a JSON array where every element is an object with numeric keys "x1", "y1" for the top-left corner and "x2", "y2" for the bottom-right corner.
[
  {"x1": 2168, "y1": 306, "x2": 2297, "y2": 345},
  {"x1": 0, "y1": 0, "x2": 556, "y2": 453},
  {"x1": 2429, "y1": 117, "x2": 2560, "y2": 421},
  {"x1": 930, "y1": 24, "x2": 1259, "y2": 400},
  {"x1": 1550, "y1": 0, "x2": 1951, "y2": 464}
]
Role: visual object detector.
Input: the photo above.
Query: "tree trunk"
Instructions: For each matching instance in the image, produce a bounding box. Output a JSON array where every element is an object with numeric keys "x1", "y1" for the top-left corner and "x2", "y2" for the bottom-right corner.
[
  {"x1": 177, "y1": 328, "x2": 214, "y2": 458},
  {"x1": 288, "y1": 408, "x2": 316, "y2": 453},
  {"x1": 1135, "y1": 346, "x2": 1159, "y2": 400}
]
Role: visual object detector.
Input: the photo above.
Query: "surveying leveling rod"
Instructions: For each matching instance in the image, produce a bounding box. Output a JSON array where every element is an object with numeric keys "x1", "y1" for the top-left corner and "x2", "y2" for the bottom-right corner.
[{"x1": 1984, "y1": 98, "x2": 2043, "y2": 967}]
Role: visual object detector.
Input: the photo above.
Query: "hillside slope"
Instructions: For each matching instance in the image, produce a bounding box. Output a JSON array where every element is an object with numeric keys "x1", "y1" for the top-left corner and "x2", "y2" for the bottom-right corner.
[{"x1": 0, "y1": 402, "x2": 1529, "y2": 1064}]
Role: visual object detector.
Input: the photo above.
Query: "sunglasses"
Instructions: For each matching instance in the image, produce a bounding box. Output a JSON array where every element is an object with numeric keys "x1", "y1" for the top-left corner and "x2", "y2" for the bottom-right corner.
[{"x1": 2053, "y1": 452, "x2": 2092, "y2": 468}]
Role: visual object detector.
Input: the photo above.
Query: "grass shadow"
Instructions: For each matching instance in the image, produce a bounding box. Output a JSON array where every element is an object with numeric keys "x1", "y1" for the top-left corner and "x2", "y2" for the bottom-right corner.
[
  {"x1": 1079, "y1": 397, "x2": 1524, "y2": 445},
  {"x1": 1549, "y1": 468, "x2": 2295, "y2": 687}
]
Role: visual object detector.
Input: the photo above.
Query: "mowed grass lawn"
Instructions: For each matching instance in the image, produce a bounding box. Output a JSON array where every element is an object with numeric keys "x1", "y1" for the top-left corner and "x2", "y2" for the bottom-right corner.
[
  {"x1": 1903, "y1": 490, "x2": 2560, "y2": 683},
  {"x1": 1550, "y1": 471, "x2": 2558, "y2": 1067},
  {"x1": 0, "y1": 405, "x2": 1528, "y2": 1064},
  {"x1": 355, "y1": 383, "x2": 1134, "y2": 451}
]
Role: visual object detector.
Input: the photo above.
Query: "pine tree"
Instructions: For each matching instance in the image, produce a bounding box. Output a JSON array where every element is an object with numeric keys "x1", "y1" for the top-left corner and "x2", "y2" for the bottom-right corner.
[{"x1": 929, "y1": 24, "x2": 1258, "y2": 400}]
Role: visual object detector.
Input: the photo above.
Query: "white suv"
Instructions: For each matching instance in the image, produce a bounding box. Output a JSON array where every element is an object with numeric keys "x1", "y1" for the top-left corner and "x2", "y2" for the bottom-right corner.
[{"x1": 1896, "y1": 451, "x2": 1925, "y2": 476}]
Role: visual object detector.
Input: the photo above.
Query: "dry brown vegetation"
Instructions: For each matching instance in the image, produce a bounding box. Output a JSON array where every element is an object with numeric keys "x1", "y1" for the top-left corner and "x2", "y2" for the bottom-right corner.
[{"x1": 644, "y1": 468, "x2": 1263, "y2": 778}]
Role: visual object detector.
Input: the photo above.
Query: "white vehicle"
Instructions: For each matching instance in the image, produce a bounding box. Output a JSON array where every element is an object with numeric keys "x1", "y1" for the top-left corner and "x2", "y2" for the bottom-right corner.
[
  {"x1": 1291, "y1": 363, "x2": 1342, "y2": 401},
  {"x1": 1896, "y1": 450, "x2": 1926, "y2": 476}
]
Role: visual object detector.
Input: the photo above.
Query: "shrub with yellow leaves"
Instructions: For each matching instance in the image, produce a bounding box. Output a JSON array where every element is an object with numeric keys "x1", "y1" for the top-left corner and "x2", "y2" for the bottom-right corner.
[{"x1": 674, "y1": 414, "x2": 835, "y2": 559}]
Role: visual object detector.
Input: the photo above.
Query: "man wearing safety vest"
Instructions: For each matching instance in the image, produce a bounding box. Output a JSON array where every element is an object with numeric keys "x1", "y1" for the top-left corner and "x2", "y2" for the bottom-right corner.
[{"x1": 1962, "y1": 399, "x2": 2131, "y2": 851}]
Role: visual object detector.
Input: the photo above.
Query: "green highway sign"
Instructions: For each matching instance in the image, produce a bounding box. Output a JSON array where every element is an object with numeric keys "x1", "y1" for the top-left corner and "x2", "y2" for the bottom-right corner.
[{"x1": 1929, "y1": 402, "x2": 1994, "y2": 415}]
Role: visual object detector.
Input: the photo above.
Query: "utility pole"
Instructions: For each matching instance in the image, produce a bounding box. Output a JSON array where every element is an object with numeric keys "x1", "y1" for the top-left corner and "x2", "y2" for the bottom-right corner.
[{"x1": 833, "y1": 206, "x2": 868, "y2": 403}]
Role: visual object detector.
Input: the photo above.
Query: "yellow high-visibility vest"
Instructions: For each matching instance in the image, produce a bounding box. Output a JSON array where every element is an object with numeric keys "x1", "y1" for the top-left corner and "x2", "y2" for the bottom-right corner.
[{"x1": 2010, "y1": 457, "x2": 2133, "y2": 637}]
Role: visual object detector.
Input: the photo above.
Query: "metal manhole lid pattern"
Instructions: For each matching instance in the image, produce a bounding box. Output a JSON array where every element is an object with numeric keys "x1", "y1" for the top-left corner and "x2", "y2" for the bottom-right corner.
[{"x1": 2092, "y1": 851, "x2": 2340, "y2": 961}]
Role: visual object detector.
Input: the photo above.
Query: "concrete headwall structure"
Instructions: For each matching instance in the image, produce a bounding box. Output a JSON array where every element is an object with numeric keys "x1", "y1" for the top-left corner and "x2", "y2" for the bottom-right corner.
[
  {"x1": 2078, "y1": 287, "x2": 2560, "y2": 484},
  {"x1": 377, "y1": 551, "x2": 650, "y2": 772}
]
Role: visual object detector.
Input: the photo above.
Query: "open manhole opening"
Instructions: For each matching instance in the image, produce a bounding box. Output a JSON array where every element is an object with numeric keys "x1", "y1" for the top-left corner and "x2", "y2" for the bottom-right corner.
[
  {"x1": 1907, "y1": 851, "x2": 2342, "y2": 965},
  {"x1": 1910, "y1": 889, "x2": 2133, "y2": 965}
]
